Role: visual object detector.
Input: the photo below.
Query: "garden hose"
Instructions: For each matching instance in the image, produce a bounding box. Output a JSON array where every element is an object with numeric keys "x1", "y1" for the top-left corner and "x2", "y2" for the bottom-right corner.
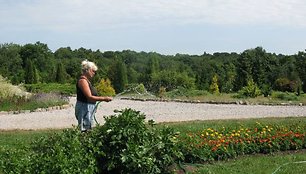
[
  {"x1": 92, "y1": 101, "x2": 102, "y2": 126},
  {"x1": 271, "y1": 160, "x2": 306, "y2": 174}
]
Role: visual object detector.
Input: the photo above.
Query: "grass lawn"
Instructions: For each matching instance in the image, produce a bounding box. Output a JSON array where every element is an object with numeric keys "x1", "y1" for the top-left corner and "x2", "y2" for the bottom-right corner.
[{"x1": 193, "y1": 150, "x2": 306, "y2": 174}]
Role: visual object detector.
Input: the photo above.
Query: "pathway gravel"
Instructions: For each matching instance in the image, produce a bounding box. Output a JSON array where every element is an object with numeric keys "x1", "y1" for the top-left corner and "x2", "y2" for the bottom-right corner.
[{"x1": 1, "y1": 97, "x2": 305, "y2": 130}]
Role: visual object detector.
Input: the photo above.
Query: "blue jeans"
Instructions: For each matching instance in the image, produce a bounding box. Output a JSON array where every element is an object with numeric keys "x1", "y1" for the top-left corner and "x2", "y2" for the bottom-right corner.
[{"x1": 75, "y1": 101, "x2": 96, "y2": 132}]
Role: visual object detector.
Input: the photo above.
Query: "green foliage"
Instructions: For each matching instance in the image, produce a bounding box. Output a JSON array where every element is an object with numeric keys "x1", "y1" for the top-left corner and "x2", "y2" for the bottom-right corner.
[
  {"x1": 23, "y1": 83, "x2": 75, "y2": 95},
  {"x1": 92, "y1": 109, "x2": 183, "y2": 173},
  {"x1": 30, "y1": 129, "x2": 97, "y2": 174},
  {"x1": 158, "y1": 86, "x2": 166, "y2": 98},
  {"x1": 0, "y1": 43, "x2": 24, "y2": 84},
  {"x1": 1, "y1": 117, "x2": 306, "y2": 174},
  {"x1": 271, "y1": 91, "x2": 299, "y2": 101},
  {"x1": 1, "y1": 109, "x2": 183, "y2": 173},
  {"x1": 108, "y1": 58, "x2": 128, "y2": 93},
  {"x1": 55, "y1": 62, "x2": 67, "y2": 84},
  {"x1": 19, "y1": 42, "x2": 56, "y2": 83},
  {"x1": 24, "y1": 59, "x2": 39, "y2": 84},
  {"x1": 95, "y1": 78, "x2": 116, "y2": 96},
  {"x1": 235, "y1": 47, "x2": 277, "y2": 92},
  {"x1": 295, "y1": 51, "x2": 306, "y2": 92},
  {"x1": 261, "y1": 84, "x2": 273, "y2": 97},
  {"x1": 235, "y1": 50, "x2": 253, "y2": 90},
  {"x1": 237, "y1": 79, "x2": 261, "y2": 98},
  {"x1": 1, "y1": 129, "x2": 97, "y2": 174},
  {"x1": 274, "y1": 77, "x2": 301, "y2": 93},
  {"x1": 209, "y1": 74, "x2": 220, "y2": 94},
  {"x1": 136, "y1": 83, "x2": 146, "y2": 93},
  {"x1": 274, "y1": 77, "x2": 291, "y2": 92},
  {"x1": 165, "y1": 87, "x2": 209, "y2": 98},
  {"x1": 0, "y1": 146, "x2": 32, "y2": 174},
  {"x1": 151, "y1": 70, "x2": 195, "y2": 93},
  {"x1": 1, "y1": 42, "x2": 306, "y2": 95},
  {"x1": 221, "y1": 62, "x2": 236, "y2": 93},
  {"x1": 124, "y1": 83, "x2": 147, "y2": 94}
]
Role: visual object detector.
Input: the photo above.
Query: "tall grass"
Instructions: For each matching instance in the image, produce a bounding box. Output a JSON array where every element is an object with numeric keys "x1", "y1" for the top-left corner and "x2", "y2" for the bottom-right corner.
[
  {"x1": 0, "y1": 75, "x2": 31, "y2": 103},
  {"x1": 0, "y1": 76, "x2": 69, "y2": 111}
]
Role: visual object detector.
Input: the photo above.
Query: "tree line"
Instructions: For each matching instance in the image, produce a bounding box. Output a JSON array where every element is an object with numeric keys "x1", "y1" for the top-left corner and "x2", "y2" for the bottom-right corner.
[{"x1": 0, "y1": 42, "x2": 305, "y2": 94}]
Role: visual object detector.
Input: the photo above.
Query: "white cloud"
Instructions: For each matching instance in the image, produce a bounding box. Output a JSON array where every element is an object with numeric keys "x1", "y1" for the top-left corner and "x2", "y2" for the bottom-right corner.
[
  {"x1": 1, "y1": 0, "x2": 306, "y2": 32},
  {"x1": 1, "y1": 0, "x2": 306, "y2": 55}
]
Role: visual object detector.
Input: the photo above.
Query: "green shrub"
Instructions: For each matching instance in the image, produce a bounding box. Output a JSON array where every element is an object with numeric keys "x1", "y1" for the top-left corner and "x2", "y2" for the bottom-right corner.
[
  {"x1": 166, "y1": 87, "x2": 209, "y2": 98},
  {"x1": 271, "y1": 91, "x2": 299, "y2": 101},
  {"x1": 1, "y1": 128, "x2": 97, "y2": 174},
  {"x1": 237, "y1": 79, "x2": 261, "y2": 98},
  {"x1": 209, "y1": 74, "x2": 220, "y2": 94},
  {"x1": 274, "y1": 77, "x2": 301, "y2": 93},
  {"x1": 261, "y1": 84, "x2": 273, "y2": 97},
  {"x1": 158, "y1": 86, "x2": 166, "y2": 98},
  {"x1": 92, "y1": 109, "x2": 183, "y2": 173},
  {"x1": 0, "y1": 146, "x2": 32, "y2": 174},
  {"x1": 23, "y1": 83, "x2": 75, "y2": 95},
  {"x1": 95, "y1": 78, "x2": 116, "y2": 96},
  {"x1": 30, "y1": 129, "x2": 97, "y2": 174}
]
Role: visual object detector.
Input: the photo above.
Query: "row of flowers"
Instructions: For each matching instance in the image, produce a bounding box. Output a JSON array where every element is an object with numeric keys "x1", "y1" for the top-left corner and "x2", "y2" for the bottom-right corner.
[{"x1": 178, "y1": 122, "x2": 306, "y2": 162}]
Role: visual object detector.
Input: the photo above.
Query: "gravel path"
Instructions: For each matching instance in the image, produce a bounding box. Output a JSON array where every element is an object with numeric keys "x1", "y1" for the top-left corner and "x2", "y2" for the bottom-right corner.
[{"x1": 1, "y1": 97, "x2": 306, "y2": 130}]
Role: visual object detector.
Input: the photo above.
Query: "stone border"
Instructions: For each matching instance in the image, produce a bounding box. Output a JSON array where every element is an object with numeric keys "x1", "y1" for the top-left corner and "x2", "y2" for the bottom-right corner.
[
  {"x1": 119, "y1": 97, "x2": 304, "y2": 106},
  {"x1": 0, "y1": 104, "x2": 72, "y2": 115}
]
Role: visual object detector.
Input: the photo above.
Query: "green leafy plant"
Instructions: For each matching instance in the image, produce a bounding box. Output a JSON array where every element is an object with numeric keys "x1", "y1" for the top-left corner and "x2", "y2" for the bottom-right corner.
[
  {"x1": 1, "y1": 128, "x2": 97, "y2": 174},
  {"x1": 92, "y1": 108, "x2": 183, "y2": 173},
  {"x1": 1, "y1": 109, "x2": 183, "y2": 173}
]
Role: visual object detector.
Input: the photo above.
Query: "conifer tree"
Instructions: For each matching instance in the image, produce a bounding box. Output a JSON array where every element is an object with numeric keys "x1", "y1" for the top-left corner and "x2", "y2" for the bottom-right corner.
[
  {"x1": 96, "y1": 78, "x2": 116, "y2": 96},
  {"x1": 209, "y1": 74, "x2": 220, "y2": 94},
  {"x1": 108, "y1": 58, "x2": 128, "y2": 93},
  {"x1": 55, "y1": 62, "x2": 66, "y2": 84},
  {"x1": 24, "y1": 59, "x2": 37, "y2": 84}
]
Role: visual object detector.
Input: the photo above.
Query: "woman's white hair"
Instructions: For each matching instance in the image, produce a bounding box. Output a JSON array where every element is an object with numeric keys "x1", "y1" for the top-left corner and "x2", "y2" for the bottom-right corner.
[{"x1": 81, "y1": 59, "x2": 98, "y2": 73}]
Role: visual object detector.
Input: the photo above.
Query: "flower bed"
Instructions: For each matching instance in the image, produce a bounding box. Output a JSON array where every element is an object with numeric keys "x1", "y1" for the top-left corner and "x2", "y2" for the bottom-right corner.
[{"x1": 179, "y1": 122, "x2": 306, "y2": 162}]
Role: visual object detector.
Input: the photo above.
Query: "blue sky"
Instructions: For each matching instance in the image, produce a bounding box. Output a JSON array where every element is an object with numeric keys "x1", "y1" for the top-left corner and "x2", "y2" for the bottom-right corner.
[{"x1": 1, "y1": 0, "x2": 306, "y2": 55}]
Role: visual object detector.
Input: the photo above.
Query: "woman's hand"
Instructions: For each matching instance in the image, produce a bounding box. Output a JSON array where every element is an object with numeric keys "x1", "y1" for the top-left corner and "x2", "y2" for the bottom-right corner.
[{"x1": 102, "y1": 96, "x2": 113, "y2": 102}]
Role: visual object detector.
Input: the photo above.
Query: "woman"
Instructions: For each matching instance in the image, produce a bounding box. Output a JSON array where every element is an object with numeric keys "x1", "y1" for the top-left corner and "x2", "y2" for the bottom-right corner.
[{"x1": 75, "y1": 60, "x2": 112, "y2": 132}]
